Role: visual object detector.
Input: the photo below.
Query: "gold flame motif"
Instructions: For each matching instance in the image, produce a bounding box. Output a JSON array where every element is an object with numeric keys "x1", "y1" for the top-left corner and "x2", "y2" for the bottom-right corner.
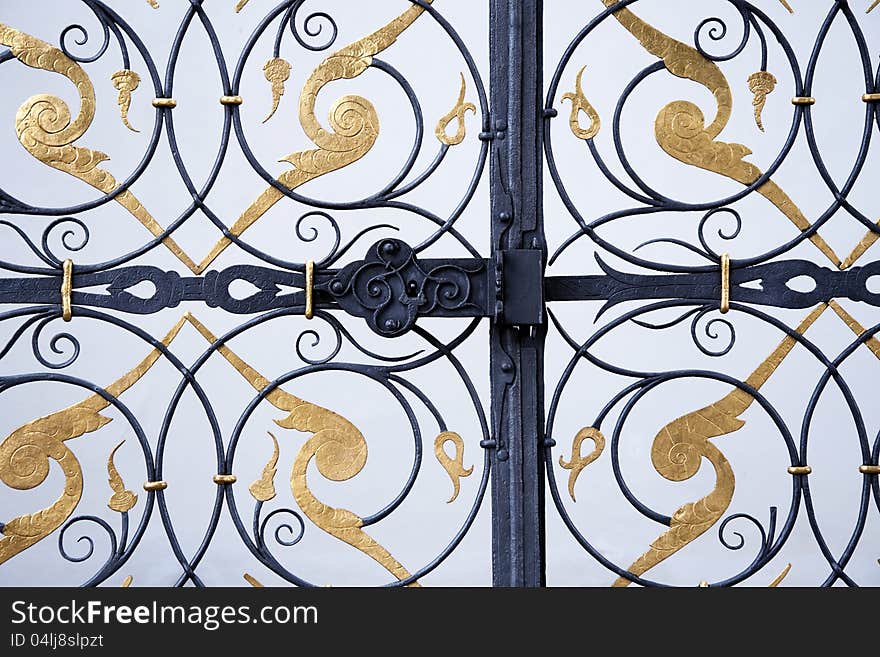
[
  {"x1": 561, "y1": 66, "x2": 601, "y2": 140},
  {"x1": 559, "y1": 427, "x2": 605, "y2": 502},
  {"x1": 434, "y1": 432, "x2": 473, "y2": 503},
  {"x1": 435, "y1": 73, "x2": 476, "y2": 146}
]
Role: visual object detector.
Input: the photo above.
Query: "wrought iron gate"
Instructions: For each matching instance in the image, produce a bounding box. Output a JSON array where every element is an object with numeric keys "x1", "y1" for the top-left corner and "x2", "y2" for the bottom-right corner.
[{"x1": 1, "y1": 0, "x2": 879, "y2": 587}]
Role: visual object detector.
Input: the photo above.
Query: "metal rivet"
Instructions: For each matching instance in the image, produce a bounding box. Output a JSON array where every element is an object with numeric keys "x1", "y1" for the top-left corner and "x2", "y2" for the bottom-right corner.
[
  {"x1": 406, "y1": 281, "x2": 419, "y2": 296},
  {"x1": 330, "y1": 280, "x2": 344, "y2": 294},
  {"x1": 384, "y1": 319, "x2": 400, "y2": 331},
  {"x1": 497, "y1": 449, "x2": 508, "y2": 461},
  {"x1": 381, "y1": 241, "x2": 399, "y2": 255},
  {"x1": 499, "y1": 211, "x2": 512, "y2": 223},
  {"x1": 500, "y1": 361, "x2": 513, "y2": 373}
]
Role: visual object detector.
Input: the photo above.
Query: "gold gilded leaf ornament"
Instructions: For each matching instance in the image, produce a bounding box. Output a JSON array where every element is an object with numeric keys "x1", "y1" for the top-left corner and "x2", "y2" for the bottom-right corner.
[
  {"x1": 249, "y1": 432, "x2": 280, "y2": 502},
  {"x1": 0, "y1": 314, "x2": 193, "y2": 565},
  {"x1": 596, "y1": 1, "x2": 841, "y2": 267},
  {"x1": 747, "y1": 70, "x2": 777, "y2": 132},
  {"x1": 1, "y1": 3, "x2": 434, "y2": 274},
  {"x1": 111, "y1": 69, "x2": 141, "y2": 133},
  {"x1": 262, "y1": 57, "x2": 292, "y2": 124},
  {"x1": 612, "y1": 304, "x2": 828, "y2": 586},
  {"x1": 435, "y1": 73, "x2": 476, "y2": 146},
  {"x1": 1, "y1": 313, "x2": 418, "y2": 583},
  {"x1": 198, "y1": 1, "x2": 435, "y2": 271},
  {"x1": 106, "y1": 440, "x2": 138, "y2": 513},
  {"x1": 0, "y1": 24, "x2": 199, "y2": 273},
  {"x1": 434, "y1": 432, "x2": 473, "y2": 503},
  {"x1": 181, "y1": 314, "x2": 420, "y2": 586}
]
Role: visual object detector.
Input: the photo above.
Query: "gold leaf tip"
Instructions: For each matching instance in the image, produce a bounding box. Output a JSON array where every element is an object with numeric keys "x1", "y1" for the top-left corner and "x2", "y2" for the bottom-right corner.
[
  {"x1": 768, "y1": 563, "x2": 792, "y2": 587},
  {"x1": 107, "y1": 440, "x2": 138, "y2": 513},
  {"x1": 868, "y1": 0, "x2": 880, "y2": 14},
  {"x1": 121, "y1": 575, "x2": 133, "y2": 588},
  {"x1": 249, "y1": 431, "x2": 280, "y2": 502},
  {"x1": 779, "y1": 0, "x2": 794, "y2": 13},
  {"x1": 147, "y1": 0, "x2": 159, "y2": 8},
  {"x1": 235, "y1": 0, "x2": 250, "y2": 13},
  {"x1": 243, "y1": 573, "x2": 264, "y2": 587}
]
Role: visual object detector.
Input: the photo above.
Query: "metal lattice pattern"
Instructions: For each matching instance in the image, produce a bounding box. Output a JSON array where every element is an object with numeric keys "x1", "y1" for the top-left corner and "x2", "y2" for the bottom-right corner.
[
  {"x1": 0, "y1": 0, "x2": 492, "y2": 587},
  {"x1": 0, "y1": 0, "x2": 879, "y2": 587},
  {"x1": 544, "y1": 0, "x2": 880, "y2": 587}
]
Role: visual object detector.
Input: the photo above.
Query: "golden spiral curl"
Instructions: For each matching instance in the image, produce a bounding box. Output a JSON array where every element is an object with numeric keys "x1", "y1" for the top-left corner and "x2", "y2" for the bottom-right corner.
[{"x1": 5, "y1": 442, "x2": 51, "y2": 488}]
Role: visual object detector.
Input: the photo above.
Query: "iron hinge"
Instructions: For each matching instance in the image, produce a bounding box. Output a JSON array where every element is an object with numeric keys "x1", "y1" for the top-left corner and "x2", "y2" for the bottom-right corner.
[{"x1": 494, "y1": 249, "x2": 544, "y2": 326}]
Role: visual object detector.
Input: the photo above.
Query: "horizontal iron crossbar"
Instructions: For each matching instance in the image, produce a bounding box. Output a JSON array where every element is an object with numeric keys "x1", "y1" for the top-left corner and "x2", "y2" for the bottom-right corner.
[{"x1": 5, "y1": 240, "x2": 880, "y2": 336}]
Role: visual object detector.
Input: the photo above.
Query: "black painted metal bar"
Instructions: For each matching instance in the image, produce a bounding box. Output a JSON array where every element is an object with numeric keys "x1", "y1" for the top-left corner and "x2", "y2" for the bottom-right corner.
[
  {"x1": 10, "y1": 254, "x2": 880, "y2": 326},
  {"x1": 489, "y1": 0, "x2": 547, "y2": 587}
]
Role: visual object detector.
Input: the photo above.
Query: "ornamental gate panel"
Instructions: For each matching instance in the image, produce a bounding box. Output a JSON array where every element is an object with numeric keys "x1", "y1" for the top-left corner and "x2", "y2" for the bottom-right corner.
[{"x1": 0, "y1": 0, "x2": 878, "y2": 587}]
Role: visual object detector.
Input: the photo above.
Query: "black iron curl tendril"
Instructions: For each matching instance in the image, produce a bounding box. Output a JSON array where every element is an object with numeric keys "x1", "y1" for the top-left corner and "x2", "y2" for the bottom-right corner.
[
  {"x1": 31, "y1": 317, "x2": 81, "y2": 369},
  {"x1": 295, "y1": 324, "x2": 341, "y2": 365},
  {"x1": 694, "y1": 9, "x2": 750, "y2": 62},
  {"x1": 59, "y1": 22, "x2": 110, "y2": 64},
  {"x1": 698, "y1": 207, "x2": 743, "y2": 260},
  {"x1": 302, "y1": 311, "x2": 425, "y2": 364},
  {"x1": 690, "y1": 307, "x2": 736, "y2": 357},
  {"x1": 259, "y1": 508, "x2": 306, "y2": 548},
  {"x1": 718, "y1": 512, "x2": 769, "y2": 552},
  {"x1": 58, "y1": 515, "x2": 118, "y2": 564},
  {"x1": 42, "y1": 218, "x2": 90, "y2": 266},
  {"x1": 290, "y1": 3, "x2": 338, "y2": 52}
]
